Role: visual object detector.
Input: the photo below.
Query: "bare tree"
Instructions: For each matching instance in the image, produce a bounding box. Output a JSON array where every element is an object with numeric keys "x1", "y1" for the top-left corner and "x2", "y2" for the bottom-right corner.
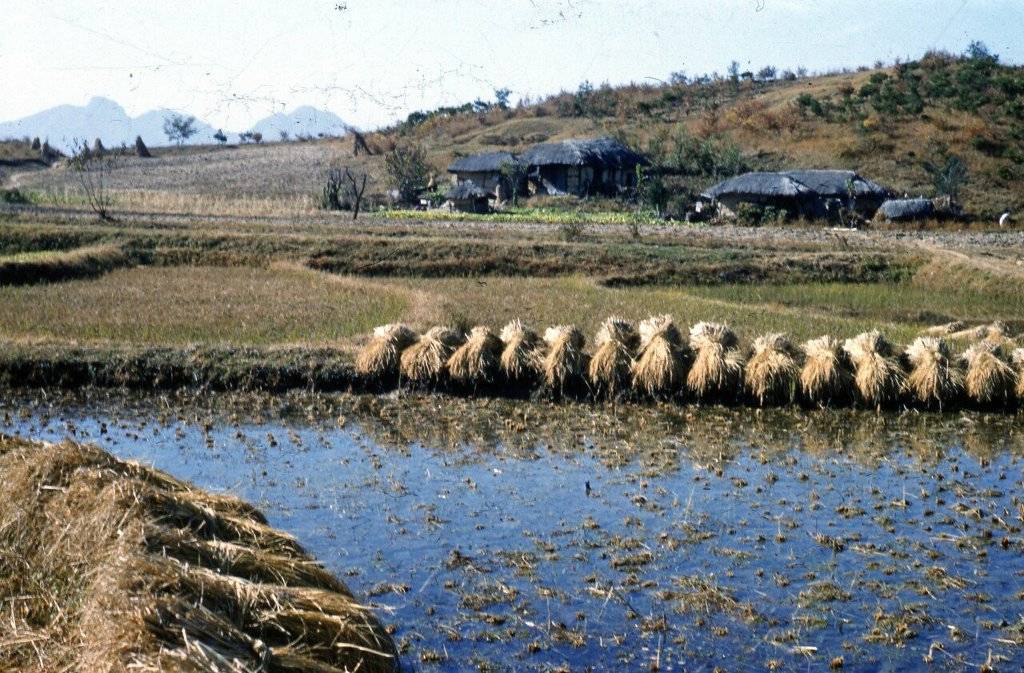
[
  {"x1": 321, "y1": 166, "x2": 370, "y2": 220},
  {"x1": 70, "y1": 138, "x2": 116, "y2": 221}
]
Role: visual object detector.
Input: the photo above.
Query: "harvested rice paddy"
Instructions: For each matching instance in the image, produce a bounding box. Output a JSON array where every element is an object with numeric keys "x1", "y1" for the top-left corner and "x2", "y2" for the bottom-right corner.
[{"x1": 5, "y1": 390, "x2": 1024, "y2": 672}]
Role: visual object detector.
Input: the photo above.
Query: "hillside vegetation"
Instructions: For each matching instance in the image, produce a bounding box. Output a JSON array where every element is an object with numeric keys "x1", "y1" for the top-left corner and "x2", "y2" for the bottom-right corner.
[{"x1": 4, "y1": 45, "x2": 1022, "y2": 224}]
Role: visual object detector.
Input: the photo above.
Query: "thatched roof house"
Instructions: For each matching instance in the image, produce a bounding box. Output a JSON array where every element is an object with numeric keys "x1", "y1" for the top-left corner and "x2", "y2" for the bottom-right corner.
[
  {"x1": 519, "y1": 137, "x2": 647, "y2": 197},
  {"x1": 447, "y1": 152, "x2": 520, "y2": 198},
  {"x1": 445, "y1": 180, "x2": 491, "y2": 213},
  {"x1": 702, "y1": 169, "x2": 890, "y2": 220}
]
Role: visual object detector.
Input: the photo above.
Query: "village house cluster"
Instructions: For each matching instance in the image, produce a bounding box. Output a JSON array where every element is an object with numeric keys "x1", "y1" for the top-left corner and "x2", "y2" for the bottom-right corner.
[{"x1": 446, "y1": 137, "x2": 949, "y2": 223}]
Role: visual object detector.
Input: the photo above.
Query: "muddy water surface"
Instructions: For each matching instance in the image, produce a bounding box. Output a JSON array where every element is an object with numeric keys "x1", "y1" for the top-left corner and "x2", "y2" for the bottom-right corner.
[{"x1": 4, "y1": 391, "x2": 1024, "y2": 672}]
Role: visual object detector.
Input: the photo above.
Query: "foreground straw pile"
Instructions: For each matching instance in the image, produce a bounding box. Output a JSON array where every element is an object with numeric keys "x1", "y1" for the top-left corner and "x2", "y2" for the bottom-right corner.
[
  {"x1": 357, "y1": 319, "x2": 1024, "y2": 412},
  {"x1": 0, "y1": 436, "x2": 397, "y2": 673}
]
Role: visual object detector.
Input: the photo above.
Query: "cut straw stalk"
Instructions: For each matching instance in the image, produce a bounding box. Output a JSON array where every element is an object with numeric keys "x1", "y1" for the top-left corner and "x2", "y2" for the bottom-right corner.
[
  {"x1": 589, "y1": 317, "x2": 638, "y2": 396},
  {"x1": 800, "y1": 336, "x2": 852, "y2": 406},
  {"x1": 686, "y1": 322, "x2": 742, "y2": 400},
  {"x1": 447, "y1": 326, "x2": 503, "y2": 384},
  {"x1": 904, "y1": 337, "x2": 963, "y2": 408},
  {"x1": 842, "y1": 330, "x2": 905, "y2": 408},
  {"x1": 961, "y1": 342, "x2": 1017, "y2": 405},
  {"x1": 542, "y1": 325, "x2": 587, "y2": 391},
  {"x1": 744, "y1": 333, "x2": 800, "y2": 406},
  {"x1": 354, "y1": 324, "x2": 416, "y2": 381},
  {"x1": 499, "y1": 319, "x2": 544, "y2": 383},
  {"x1": 400, "y1": 326, "x2": 464, "y2": 383},
  {"x1": 1014, "y1": 348, "x2": 1024, "y2": 400},
  {"x1": 631, "y1": 315, "x2": 688, "y2": 397}
]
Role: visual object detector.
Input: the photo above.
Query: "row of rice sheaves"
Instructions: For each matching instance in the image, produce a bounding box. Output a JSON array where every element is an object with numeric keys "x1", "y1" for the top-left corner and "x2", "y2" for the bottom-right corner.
[{"x1": 356, "y1": 317, "x2": 1024, "y2": 410}]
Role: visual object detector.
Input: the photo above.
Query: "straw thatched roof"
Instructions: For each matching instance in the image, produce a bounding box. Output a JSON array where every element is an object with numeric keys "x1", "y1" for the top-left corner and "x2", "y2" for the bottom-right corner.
[
  {"x1": 520, "y1": 137, "x2": 646, "y2": 169},
  {"x1": 446, "y1": 180, "x2": 490, "y2": 200},
  {"x1": 878, "y1": 198, "x2": 934, "y2": 221},
  {"x1": 702, "y1": 170, "x2": 889, "y2": 200},
  {"x1": 447, "y1": 152, "x2": 520, "y2": 173}
]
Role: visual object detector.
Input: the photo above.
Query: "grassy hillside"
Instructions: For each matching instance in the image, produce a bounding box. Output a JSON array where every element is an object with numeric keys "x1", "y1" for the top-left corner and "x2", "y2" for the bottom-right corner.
[{"x1": 6, "y1": 46, "x2": 1023, "y2": 223}]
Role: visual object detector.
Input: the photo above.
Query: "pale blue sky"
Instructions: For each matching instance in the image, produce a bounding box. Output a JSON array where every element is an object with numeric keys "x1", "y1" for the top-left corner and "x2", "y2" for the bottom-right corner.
[{"x1": 3, "y1": 0, "x2": 1021, "y2": 130}]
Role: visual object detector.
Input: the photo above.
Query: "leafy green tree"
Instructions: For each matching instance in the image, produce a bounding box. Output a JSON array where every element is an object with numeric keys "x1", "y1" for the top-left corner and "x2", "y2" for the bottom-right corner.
[{"x1": 163, "y1": 113, "x2": 197, "y2": 146}]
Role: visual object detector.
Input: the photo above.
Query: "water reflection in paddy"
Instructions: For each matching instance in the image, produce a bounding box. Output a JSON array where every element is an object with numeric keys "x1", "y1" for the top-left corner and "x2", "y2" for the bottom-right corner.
[{"x1": 4, "y1": 390, "x2": 1023, "y2": 672}]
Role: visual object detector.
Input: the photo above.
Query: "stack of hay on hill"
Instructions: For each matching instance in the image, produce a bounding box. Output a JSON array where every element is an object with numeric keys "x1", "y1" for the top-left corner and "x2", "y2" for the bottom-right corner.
[
  {"x1": 686, "y1": 322, "x2": 743, "y2": 401},
  {"x1": 589, "y1": 317, "x2": 638, "y2": 397},
  {"x1": 842, "y1": 330, "x2": 906, "y2": 408},
  {"x1": 542, "y1": 325, "x2": 588, "y2": 394},
  {"x1": 961, "y1": 341, "x2": 1017, "y2": 406},
  {"x1": 499, "y1": 319, "x2": 545, "y2": 385},
  {"x1": 904, "y1": 337, "x2": 963, "y2": 409},
  {"x1": 355, "y1": 323, "x2": 416, "y2": 383},
  {"x1": 744, "y1": 333, "x2": 800, "y2": 406},
  {"x1": 400, "y1": 326, "x2": 465, "y2": 384},
  {"x1": 447, "y1": 325, "x2": 503, "y2": 386},
  {"x1": 799, "y1": 336, "x2": 853, "y2": 406},
  {"x1": 632, "y1": 315, "x2": 688, "y2": 398}
]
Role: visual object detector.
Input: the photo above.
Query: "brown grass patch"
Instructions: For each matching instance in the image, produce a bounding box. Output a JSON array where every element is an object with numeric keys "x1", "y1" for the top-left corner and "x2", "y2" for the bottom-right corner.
[{"x1": 0, "y1": 436, "x2": 397, "y2": 673}]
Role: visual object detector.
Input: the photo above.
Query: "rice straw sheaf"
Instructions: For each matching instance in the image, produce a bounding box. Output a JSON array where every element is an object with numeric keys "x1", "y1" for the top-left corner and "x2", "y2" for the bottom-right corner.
[
  {"x1": 399, "y1": 326, "x2": 464, "y2": 384},
  {"x1": 744, "y1": 333, "x2": 800, "y2": 406},
  {"x1": 842, "y1": 330, "x2": 906, "y2": 408},
  {"x1": 542, "y1": 325, "x2": 588, "y2": 392},
  {"x1": 921, "y1": 321, "x2": 965, "y2": 337},
  {"x1": 499, "y1": 319, "x2": 545, "y2": 384},
  {"x1": 686, "y1": 322, "x2": 743, "y2": 402},
  {"x1": 903, "y1": 337, "x2": 963, "y2": 409},
  {"x1": 799, "y1": 336, "x2": 853, "y2": 406},
  {"x1": 961, "y1": 341, "x2": 1017, "y2": 407},
  {"x1": 632, "y1": 315, "x2": 689, "y2": 397},
  {"x1": 1012, "y1": 348, "x2": 1024, "y2": 401},
  {"x1": 354, "y1": 324, "x2": 416, "y2": 381},
  {"x1": 589, "y1": 317, "x2": 639, "y2": 397},
  {"x1": 447, "y1": 325, "x2": 503, "y2": 385}
]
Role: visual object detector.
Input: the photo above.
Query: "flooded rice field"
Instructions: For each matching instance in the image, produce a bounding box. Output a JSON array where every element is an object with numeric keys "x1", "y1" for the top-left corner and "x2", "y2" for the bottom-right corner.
[{"x1": 4, "y1": 389, "x2": 1024, "y2": 672}]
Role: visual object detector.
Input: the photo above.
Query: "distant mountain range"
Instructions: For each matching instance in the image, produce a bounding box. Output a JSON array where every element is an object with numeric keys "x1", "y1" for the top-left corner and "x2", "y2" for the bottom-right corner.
[{"x1": 0, "y1": 97, "x2": 349, "y2": 151}]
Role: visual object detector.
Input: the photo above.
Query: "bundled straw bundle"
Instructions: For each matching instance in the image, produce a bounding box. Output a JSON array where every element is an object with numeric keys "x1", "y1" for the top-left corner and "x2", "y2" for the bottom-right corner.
[
  {"x1": 631, "y1": 315, "x2": 688, "y2": 397},
  {"x1": 799, "y1": 336, "x2": 852, "y2": 406},
  {"x1": 686, "y1": 322, "x2": 743, "y2": 401},
  {"x1": 542, "y1": 325, "x2": 588, "y2": 391},
  {"x1": 1013, "y1": 348, "x2": 1024, "y2": 400},
  {"x1": 961, "y1": 341, "x2": 1017, "y2": 406},
  {"x1": 355, "y1": 324, "x2": 417, "y2": 381},
  {"x1": 399, "y1": 326, "x2": 464, "y2": 383},
  {"x1": 447, "y1": 326, "x2": 503, "y2": 384},
  {"x1": 499, "y1": 319, "x2": 545, "y2": 383},
  {"x1": 842, "y1": 331, "x2": 906, "y2": 408},
  {"x1": 744, "y1": 333, "x2": 800, "y2": 406},
  {"x1": 904, "y1": 337, "x2": 963, "y2": 408},
  {"x1": 921, "y1": 321, "x2": 964, "y2": 337},
  {"x1": 589, "y1": 317, "x2": 639, "y2": 397}
]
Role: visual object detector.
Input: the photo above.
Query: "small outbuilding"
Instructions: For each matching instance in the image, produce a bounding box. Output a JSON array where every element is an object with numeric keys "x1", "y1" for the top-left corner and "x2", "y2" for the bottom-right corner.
[
  {"x1": 445, "y1": 181, "x2": 491, "y2": 213},
  {"x1": 519, "y1": 137, "x2": 646, "y2": 197},
  {"x1": 701, "y1": 169, "x2": 890, "y2": 221},
  {"x1": 447, "y1": 152, "x2": 520, "y2": 198},
  {"x1": 876, "y1": 198, "x2": 935, "y2": 222}
]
